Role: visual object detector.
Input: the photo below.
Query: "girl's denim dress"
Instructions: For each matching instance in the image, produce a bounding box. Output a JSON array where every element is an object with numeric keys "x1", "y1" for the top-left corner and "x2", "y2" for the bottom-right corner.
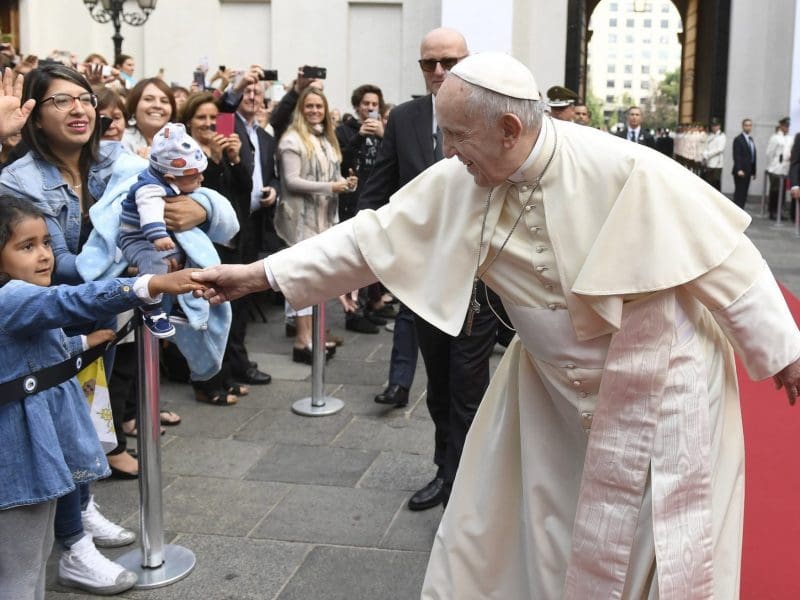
[{"x1": 0, "y1": 277, "x2": 144, "y2": 510}]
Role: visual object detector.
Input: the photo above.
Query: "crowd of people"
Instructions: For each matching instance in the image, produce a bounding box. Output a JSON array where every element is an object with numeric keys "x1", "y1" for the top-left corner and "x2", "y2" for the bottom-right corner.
[{"x1": 1, "y1": 31, "x2": 800, "y2": 600}]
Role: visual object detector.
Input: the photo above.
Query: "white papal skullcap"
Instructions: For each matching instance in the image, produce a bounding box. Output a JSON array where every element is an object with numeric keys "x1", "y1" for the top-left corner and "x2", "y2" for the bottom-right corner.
[{"x1": 450, "y1": 52, "x2": 539, "y2": 100}]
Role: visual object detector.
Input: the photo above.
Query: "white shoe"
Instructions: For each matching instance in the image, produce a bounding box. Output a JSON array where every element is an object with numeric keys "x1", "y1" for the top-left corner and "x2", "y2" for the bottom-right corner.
[
  {"x1": 57, "y1": 534, "x2": 137, "y2": 594},
  {"x1": 81, "y1": 495, "x2": 136, "y2": 548}
]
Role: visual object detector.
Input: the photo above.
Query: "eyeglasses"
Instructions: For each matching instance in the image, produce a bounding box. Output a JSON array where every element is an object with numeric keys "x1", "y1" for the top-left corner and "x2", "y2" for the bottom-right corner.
[
  {"x1": 417, "y1": 57, "x2": 465, "y2": 72},
  {"x1": 41, "y1": 92, "x2": 98, "y2": 112}
]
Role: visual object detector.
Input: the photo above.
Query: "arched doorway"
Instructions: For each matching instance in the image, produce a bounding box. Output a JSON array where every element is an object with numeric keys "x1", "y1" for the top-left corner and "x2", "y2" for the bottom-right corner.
[{"x1": 565, "y1": 0, "x2": 731, "y2": 126}]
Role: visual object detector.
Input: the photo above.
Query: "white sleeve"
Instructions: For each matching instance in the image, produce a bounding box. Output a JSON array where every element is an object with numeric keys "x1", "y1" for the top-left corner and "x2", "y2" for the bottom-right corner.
[
  {"x1": 135, "y1": 184, "x2": 168, "y2": 227},
  {"x1": 263, "y1": 261, "x2": 280, "y2": 292}
]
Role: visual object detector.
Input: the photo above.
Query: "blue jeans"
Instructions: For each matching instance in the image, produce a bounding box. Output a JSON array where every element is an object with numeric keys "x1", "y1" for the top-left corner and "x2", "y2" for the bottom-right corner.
[{"x1": 54, "y1": 483, "x2": 90, "y2": 546}]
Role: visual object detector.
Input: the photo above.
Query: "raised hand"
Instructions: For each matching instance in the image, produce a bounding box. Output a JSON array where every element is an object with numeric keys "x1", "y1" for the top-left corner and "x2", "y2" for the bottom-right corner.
[{"x1": 0, "y1": 68, "x2": 35, "y2": 138}]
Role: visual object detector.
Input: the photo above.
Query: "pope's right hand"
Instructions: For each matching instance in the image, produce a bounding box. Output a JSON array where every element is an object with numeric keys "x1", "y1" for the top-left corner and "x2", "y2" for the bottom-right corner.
[{"x1": 191, "y1": 261, "x2": 270, "y2": 304}]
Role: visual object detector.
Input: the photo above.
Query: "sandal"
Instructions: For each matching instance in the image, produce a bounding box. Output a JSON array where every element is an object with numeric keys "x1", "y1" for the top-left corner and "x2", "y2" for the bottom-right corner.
[
  {"x1": 226, "y1": 383, "x2": 249, "y2": 397},
  {"x1": 194, "y1": 388, "x2": 238, "y2": 406},
  {"x1": 122, "y1": 419, "x2": 165, "y2": 437},
  {"x1": 159, "y1": 410, "x2": 182, "y2": 426}
]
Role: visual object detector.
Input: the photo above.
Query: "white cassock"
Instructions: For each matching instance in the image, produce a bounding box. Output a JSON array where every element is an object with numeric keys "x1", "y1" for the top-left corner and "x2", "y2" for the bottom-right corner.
[{"x1": 266, "y1": 117, "x2": 800, "y2": 599}]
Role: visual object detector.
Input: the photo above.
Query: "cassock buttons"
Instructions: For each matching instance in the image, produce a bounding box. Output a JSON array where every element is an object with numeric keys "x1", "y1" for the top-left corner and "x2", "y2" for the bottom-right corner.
[
  {"x1": 581, "y1": 411, "x2": 593, "y2": 431},
  {"x1": 536, "y1": 246, "x2": 546, "y2": 253},
  {"x1": 536, "y1": 266, "x2": 549, "y2": 272}
]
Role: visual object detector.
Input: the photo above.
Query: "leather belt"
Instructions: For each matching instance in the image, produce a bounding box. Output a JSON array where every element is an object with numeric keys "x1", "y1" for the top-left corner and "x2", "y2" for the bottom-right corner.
[{"x1": 0, "y1": 316, "x2": 136, "y2": 408}]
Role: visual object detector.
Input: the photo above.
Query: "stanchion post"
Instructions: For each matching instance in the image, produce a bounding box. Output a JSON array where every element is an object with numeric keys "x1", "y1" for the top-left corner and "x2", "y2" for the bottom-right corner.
[
  {"x1": 760, "y1": 170, "x2": 769, "y2": 217},
  {"x1": 116, "y1": 315, "x2": 196, "y2": 588},
  {"x1": 292, "y1": 303, "x2": 345, "y2": 416},
  {"x1": 774, "y1": 175, "x2": 786, "y2": 227}
]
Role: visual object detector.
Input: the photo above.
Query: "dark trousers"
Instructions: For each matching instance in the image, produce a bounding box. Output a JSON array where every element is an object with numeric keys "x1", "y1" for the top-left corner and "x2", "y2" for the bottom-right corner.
[
  {"x1": 107, "y1": 341, "x2": 138, "y2": 455},
  {"x1": 733, "y1": 174, "x2": 751, "y2": 208},
  {"x1": 226, "y1": 296, "x2": 252, "y2": 376},
  {"x1": 388, "y1": 303, "x2": 418, "y2": 389},
  {"x1": 705, "y1": 167, "x2": 722, "y2": 191},
  {"x1": 54, "y1": 483, "x2": 90, "y2": 543},
  {"x1": 414, "y1": 283, "x2": 498, "y2": 500}
]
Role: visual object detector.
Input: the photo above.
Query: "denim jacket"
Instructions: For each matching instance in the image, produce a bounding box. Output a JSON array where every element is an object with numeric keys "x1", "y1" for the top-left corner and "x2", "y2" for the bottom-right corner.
[
  {"x1": 0, "y1": 141, "x2": 123, "y2": 284},
  {"x1": 0, "y1": 277, "x2": 144, "y2": 510}
]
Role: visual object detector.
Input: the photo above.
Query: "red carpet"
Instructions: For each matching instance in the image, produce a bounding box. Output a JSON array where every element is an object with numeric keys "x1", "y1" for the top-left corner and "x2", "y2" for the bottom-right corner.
[{"x1": 739, "y1": 284, "x2": 800, "y2": 599}]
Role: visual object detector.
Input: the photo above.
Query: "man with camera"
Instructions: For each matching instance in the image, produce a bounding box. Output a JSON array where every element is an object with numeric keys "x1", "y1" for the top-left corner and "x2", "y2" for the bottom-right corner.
[{"x1": 217, "y1": 65, "x2": 280, "y2": 385}]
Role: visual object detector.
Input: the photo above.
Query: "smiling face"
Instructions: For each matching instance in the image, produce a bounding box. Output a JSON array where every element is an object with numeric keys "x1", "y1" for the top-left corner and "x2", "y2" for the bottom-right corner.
[
  {"x1": 188, "y1": 101, "x2": 218, "y2": 146},
  {"x1": 436, "y1": 78, "x2": 517, "y2": 188},
  {"x1": 135, "y1": 83, "x2": 172, "y2": 135},
  {"x1": 237, "y1": 82, "x2": 264, "y2": 122},
  {"x1": 0, "y1": 216, "x2": 53, "y2": 287},
  {"x1": 356, "y1": 93, "x2": 380, "y2": 122},
  {"x1": 302, "y1": 92, "x2": 326, "y2": 126},
  {"x1": 100, "y1": 105, "x2": 125, "y2": 141},
  {"x1": 36, "y1": 79, "x2": 96, "y2": 151}
]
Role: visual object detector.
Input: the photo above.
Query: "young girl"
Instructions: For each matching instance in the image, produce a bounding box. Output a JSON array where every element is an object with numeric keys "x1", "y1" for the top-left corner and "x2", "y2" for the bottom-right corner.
[{"x1": 0, "y1": 196, "x2": 204, "y2": 599}]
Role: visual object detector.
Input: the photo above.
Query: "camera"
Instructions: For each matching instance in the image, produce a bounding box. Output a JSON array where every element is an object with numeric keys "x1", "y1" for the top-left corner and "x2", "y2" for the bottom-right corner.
[
  {"x1": 101, "y1": 65, "x2": 112, "y2": 77},
  {"x1": 367, "y1": 110, "x2": 380, "y2": 120},
  {"x1": 302, "y1": 65, "x2": 326, "y2": 80},
  {"x1": 259, "y1": 69, "x2": 279, "y2": 81},
  {"x1": 192, "y1": 70, "x2": 205, "y2": 88}
]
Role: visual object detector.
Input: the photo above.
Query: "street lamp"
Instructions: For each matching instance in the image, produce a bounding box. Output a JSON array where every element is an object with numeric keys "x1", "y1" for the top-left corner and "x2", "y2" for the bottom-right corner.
[{"x1": 83, "y1": 0, "x2": 157, "y2": 60}]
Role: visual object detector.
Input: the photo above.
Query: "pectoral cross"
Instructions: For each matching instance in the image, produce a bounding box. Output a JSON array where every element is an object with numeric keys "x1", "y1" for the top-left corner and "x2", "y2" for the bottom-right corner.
[{"x1": 463, "y1": 277, "x2": 481, "y2": 336}]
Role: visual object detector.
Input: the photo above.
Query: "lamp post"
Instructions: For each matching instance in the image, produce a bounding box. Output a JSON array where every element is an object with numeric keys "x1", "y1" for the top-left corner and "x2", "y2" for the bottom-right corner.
[{"x1": 82, "y1": 0, "x2": 157, "y2": 60}]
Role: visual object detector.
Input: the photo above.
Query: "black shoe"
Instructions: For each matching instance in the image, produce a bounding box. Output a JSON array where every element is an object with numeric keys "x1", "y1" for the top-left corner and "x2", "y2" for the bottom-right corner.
[
  {"x1": 369, "y1": 304, "x2": 398, "y2": 319},
  {"x1": 408, "y1": 477, "x2": 446, "y2": 511},
  {"x1": 364, "y1": 310, "x2": 387, "y2": 326},
  {"x1": 234, "y1": 367, "x2": 272, "y2": 385},
  {"x1": 345, "y1": 315, "x2": 379, "y2": 334},
  {"x1": 374, "y1": 384, "x2": 409, "y2": 407},
  {"x1": 292, "y1": 345, "x2": 335, "y2": 365}
]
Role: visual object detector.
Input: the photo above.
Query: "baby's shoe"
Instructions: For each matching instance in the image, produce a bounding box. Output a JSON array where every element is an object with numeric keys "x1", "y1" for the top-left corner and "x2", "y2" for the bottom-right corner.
[{"x1": 141, "y1": 308, "x2": 175, "y2": 338}]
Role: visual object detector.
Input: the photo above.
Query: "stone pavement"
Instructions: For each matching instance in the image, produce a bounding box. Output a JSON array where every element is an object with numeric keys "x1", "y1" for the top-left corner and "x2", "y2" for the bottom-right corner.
[{"x1": 44, "y1": 201, "x2": 799, "y2": 600}]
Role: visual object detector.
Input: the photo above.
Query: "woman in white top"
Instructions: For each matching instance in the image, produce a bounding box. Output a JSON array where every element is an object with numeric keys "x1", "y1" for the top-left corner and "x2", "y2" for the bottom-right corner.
[{"x1": 121, "y1": 78, "x2": 175, "y2": 158}]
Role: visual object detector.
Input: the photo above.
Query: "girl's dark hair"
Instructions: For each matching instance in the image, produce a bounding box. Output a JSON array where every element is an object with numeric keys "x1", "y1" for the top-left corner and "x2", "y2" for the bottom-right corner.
[
  {"x1": 114, "y1": 54, "x2": 132, "y2": 69},
  {"x1": 125, "y1": 78, "x2": 176, "y2": 124},
  {"x1": 21, "y1": 64, "x2": 101, "y2": 175},
  {"x1": 0, "y1": 196, "x2": 45, "y2": 286}
]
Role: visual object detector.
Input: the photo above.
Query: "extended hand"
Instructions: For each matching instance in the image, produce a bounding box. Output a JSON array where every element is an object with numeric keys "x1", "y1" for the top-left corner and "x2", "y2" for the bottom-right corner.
[
  {"x1": 774, "y1": 357, "x2": 800, "y2": 406},
  {"x1": 86, "y1": 329, "x2": 116, "y2": 349},
  {"x1": 192, "y1": 261, "x2": 269, "y2": 304},
  {"x1": 148, "y1": 268, "x2": 208, "y2": 296},
  {"x1": 0, "y1": 68, "x2": 35, "y2": 138},
  {"x1": 164, "y1": 195, "x2": 207, "y2": 232}
]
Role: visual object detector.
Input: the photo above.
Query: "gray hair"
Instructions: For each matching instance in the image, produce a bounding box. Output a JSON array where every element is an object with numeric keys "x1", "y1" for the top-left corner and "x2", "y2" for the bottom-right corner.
[{"x1": 456, "y1": 75, "x2": 546, "y2": 132}]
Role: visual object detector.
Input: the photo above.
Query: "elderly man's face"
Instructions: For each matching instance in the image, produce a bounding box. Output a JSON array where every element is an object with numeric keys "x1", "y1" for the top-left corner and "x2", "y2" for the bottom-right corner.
[
  {"x1": 419, "y1": 29, "x2": 468, "y2": 95},
  {"x1": 436, "y1": 78, "x2": 513, "y2": 187}
]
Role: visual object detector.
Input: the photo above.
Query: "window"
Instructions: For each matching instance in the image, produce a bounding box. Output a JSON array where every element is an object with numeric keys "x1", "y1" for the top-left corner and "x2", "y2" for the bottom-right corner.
[
  {"x1": 644, "y1": 19, "x2": 652, "y2": 28},
  {"x1": 624, "y1": 80, "x2": 632, "y2": 89},
  {"x1": 642, "y1": 37, "x2": 651, "y2": 44},
  {"x1": 606, "y1": 95, "x2": 616, "y2": 103},
  {"x1": 640, "y1": 97, "x2": 649, "y2": 105},
  {"x1": 625, "y1": 35, "x2": 634, "y2": 44},
  {"x1": 609, "y1": 34, "x2": 618, "y2": 43},
  {"x1": 659, "y1": 34, "x2": 671, "y2": 44},
  {"x1": 641, "y1": 80, "x2": 650, "y2": 90},
  {"x1": 609, "y1": 18, "x2": 617, "y2": 27},
  {"x1": 661, "y1": 3, "x2": 670, "y2": 12},
  {"x1": 626, "y1": 18, "x2": 635, "y2": 27},
  {"x1": 607, "y1": 80, "x2": 616, "y2": 88},
  {"x1": 610, "y1": 2, "x2": 618, "y2": 10},
  {"x1": 658, "y1": 65, "x2": 667, "y2": 74},
  {"x1": 661, "y1": 19, "x2": 669, "y2": 28},
  {"x1": 608, "y1": 64, "x2": 616, "y2": 74},
  {"x1": 624, "y1": 64, "x2": 633, "y2": 74},
  {"x1": 642, "y1": 50, "x2": 651, "y2": 59},
  {"x1": 624, "y1": 51, "x2": 634, "y2": 60},
  {"x1": 641, "y1": 65, "x2": 650, "y2": 74},
  {"x1": 658, "y1": 50, "x2": 668, "y2": 59}
]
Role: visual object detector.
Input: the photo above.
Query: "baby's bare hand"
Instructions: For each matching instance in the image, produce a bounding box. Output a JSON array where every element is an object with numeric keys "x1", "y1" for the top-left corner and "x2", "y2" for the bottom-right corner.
[{"x1": 153, "y1": 237, "x2": 175, "y2": 251}]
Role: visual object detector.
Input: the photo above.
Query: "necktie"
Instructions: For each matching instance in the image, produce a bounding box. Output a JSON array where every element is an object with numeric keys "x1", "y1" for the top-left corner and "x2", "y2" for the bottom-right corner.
[
  {"x1": 747, "y1": 135, "x2": 755, "y2": 161},
  {"x1": 629, "y1": 130, "x2": 636, "y2": 143},
  {"x1": 433, "y1": 127, "x2": 443, "y2": 161}
]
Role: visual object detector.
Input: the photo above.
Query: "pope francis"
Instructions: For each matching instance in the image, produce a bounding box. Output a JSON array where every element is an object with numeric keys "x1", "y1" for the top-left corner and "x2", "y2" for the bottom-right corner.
[{"x1": 194, "y1": 53, "x2": 800, "y2": 599}]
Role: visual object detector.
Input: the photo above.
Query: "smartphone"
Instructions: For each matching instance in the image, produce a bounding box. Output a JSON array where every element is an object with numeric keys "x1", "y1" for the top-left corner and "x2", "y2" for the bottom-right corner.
[
  {"x1": 260, "y1": 69, "x2": 278, "y2": 81},
  {"x1": 101, "y1": 64, "x2": 112, "y2": 77},
  {"x1": 368, "y1": 110, "x2": 380, "y2": 120},
  {"x1": 192, "y1": 70, "x2": 205, "y2": 88},
  {"x1": 99, "y1": 115, "x2": 113, "y2": 135},
  {"x1": 219, "y1": 65, "x2": 226, "y2": 72},
  {"x1": 302, "y1": 65, "x2": 326, "y2": 80},
  {"x1": 216, "y1": 113, "x2": 235, "y2": 137}
]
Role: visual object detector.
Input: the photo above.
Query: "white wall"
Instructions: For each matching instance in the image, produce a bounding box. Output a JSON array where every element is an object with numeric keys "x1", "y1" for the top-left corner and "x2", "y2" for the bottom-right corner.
[
  {"x1": 18, "y1": 0, "x2": 441, "y2": 114},
  {"x1": 724, "y1": 0, "x2": 796, "y2": 195}
]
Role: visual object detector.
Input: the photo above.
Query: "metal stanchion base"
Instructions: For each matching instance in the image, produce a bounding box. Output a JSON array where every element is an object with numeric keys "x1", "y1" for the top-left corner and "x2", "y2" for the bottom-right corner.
[
  {"x1": 292, "y1": 396, "x2": 345, "y2": 416},
  {"x1": 116, "y1": 544, "x2": 196, "y2": 589}
]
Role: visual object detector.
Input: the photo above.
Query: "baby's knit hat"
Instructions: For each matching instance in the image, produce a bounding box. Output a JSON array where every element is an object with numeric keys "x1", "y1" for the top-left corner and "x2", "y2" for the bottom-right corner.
[{"x1": 149, "y1": 123, "x2": 208, "y2": 176}]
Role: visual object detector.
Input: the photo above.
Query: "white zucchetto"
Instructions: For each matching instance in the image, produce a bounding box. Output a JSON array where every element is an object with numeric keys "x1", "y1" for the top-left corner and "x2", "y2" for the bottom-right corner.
[{"x1": 450, "y1": 52, "x2": 540, "y2": 100}]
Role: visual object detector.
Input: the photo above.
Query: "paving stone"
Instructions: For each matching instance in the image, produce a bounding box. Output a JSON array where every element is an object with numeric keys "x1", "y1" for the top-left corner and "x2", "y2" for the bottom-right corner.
[
  {"x1": 121, "y1": 534, "x2": 310, "y2": 600},
  {"x1": 252, "y1": 484, "x2": 405, "y2": 547},
  {"x1": 277, "y1": 545, "x2": 429, "y2": 600},
  {"x1": 246, "y1": 443, "x2": 378, "y2": 487},
  {"x1": 234, "y1": 407, "x2": 353, "y2": 446},
  {"x1": 157, "y1": 476, "x2": 291, "y2": 536},
  {"x1": 323, "y1": 357, "x2": 392, "y2": 385},
  {"x1": 380, "y1": 504, "x2": 442, "y2": 552},
  {"x1": 250, "y1": 350, "x2": 311, "y2": 381},
  {"x1": 160, "y1": 437, "x2": 269, "y2": 479},
  {"x1": 164, "y1": 404, "x2": 263, "y2": 439},
  {"x1": 358, "y1": 450, "x2": 437, "y2": 492},
  {"x1": 332, "y1": 415, "x2": 435, "y2": 456},
  {"x1": 92, "y1": 473, "x2": 179, "y2": 526}
]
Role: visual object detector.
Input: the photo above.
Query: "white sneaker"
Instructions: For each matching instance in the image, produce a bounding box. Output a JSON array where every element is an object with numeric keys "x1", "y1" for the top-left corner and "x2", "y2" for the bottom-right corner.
[
  {"x1": 57, "y1": 534, "x2": 137, "y2": 594},
  {"x1": 81, "y1": 495, "x2": 136, "y2": 548}
]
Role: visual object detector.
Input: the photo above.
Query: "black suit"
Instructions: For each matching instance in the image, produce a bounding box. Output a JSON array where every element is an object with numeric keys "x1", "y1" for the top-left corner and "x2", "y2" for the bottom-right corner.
[
  {"x1": 732, "y1": 132, "x2": 757, "y2": 208},
  {"x1": 616, "y1": 127, "x2": 656, "y2": 149},
  {"x1": 359, "y1": 95, "x2": 498, "y2": 502}
]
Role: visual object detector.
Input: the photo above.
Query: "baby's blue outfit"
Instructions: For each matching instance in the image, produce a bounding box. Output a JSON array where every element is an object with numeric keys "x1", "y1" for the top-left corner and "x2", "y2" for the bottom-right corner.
[
  {"x1": 0, "y1": 278, "x2": 144, "y2": 510},
  {"x1": 76, "y1": 152, "x2": 239, "y2": 380}
]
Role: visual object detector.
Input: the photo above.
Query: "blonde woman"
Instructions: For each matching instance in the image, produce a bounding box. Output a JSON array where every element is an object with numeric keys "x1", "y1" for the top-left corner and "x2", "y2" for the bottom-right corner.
[{"x1": 275, "y1": 87, "x2": 357, "y2": 363}]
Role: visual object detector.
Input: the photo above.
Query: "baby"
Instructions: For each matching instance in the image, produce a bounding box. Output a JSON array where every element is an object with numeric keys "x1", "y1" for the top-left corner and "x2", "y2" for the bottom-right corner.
[{"x1": 119, "y1": 123, "x2": 207, "y2": 337}]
